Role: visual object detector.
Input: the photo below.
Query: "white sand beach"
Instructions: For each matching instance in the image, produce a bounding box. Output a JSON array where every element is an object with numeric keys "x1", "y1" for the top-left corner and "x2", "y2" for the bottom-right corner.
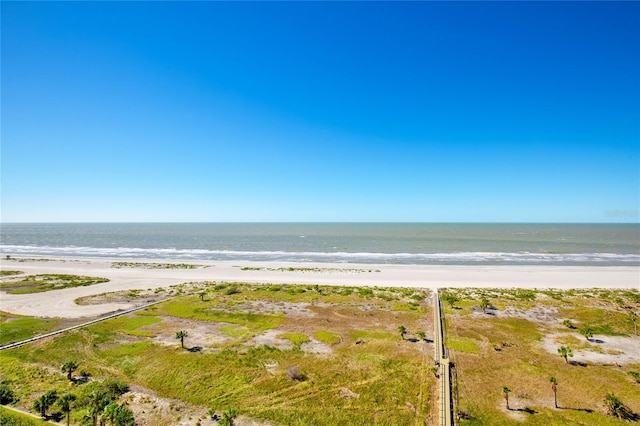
[{"x1": 1, "y1": 257, "x2": 638, "y2": 318}]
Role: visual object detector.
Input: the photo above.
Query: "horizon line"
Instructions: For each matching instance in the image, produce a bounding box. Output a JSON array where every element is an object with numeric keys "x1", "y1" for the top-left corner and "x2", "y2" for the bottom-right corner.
[{"x1": 1, "y1": 221, "x2": 639, "y2": 225}]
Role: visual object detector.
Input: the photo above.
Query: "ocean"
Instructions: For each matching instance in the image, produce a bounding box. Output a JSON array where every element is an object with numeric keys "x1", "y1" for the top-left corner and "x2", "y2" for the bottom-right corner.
[{"x1": 0, "y1": 223, "x2": 639, "y2": 266}]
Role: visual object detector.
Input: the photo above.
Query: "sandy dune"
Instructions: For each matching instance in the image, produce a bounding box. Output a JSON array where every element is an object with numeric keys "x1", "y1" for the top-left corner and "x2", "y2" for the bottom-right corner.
[{"x1": 0, "y1": 257, "x2": 638, "y2": 318}]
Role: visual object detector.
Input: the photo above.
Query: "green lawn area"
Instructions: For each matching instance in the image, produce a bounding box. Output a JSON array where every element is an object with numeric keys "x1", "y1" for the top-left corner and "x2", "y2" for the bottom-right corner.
[
  {"x1": 0, "y1": 282, "x2": 435, "y2": 425},
  {"x1": 0, "y1": 312, "x2": 62, "y2": 346}
]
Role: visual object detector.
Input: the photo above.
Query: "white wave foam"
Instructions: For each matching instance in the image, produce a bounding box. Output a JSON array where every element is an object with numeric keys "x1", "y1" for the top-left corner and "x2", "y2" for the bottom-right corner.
[{"x1": 1, "y1": 244, "x2": 639, "y2": 265}]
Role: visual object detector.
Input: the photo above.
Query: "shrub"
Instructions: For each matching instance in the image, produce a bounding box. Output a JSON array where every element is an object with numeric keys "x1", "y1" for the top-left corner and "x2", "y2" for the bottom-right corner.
[
  {"x1": 225, "y1": 286, "x2": 240, "y2": 295},
  {"x1": 102, "y1": 379, "x2": 130, "y2": 397},
  {"x1": 604, "y1": 393, "x2": 639, "y2": 420},
  {"x1": 282, "y1": 333, "x2": 309, "y2": 346},
  {"x1": 628, "y1": 371, "x2": 640, "y2": 383},
  {"x1": 0, "y1": 384, "x2": 16, "y2": 405}
]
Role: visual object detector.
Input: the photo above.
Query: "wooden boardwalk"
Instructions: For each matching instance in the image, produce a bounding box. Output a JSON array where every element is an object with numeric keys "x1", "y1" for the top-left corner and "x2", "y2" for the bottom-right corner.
[{"x1": 433, "y1": 289, "x2": 453, "y2": 426}]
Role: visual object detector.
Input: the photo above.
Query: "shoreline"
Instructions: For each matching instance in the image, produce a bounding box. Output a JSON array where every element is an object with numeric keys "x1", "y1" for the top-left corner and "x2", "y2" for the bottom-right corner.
[{"x1": 0, "y1": 256, "x2": 638, "y2": 318}]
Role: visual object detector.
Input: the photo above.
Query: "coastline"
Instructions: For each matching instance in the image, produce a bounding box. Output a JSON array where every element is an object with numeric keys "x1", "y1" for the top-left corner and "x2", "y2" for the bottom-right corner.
[{"x1": 1, "y1": 256, "x2": 638, "y2": 318}]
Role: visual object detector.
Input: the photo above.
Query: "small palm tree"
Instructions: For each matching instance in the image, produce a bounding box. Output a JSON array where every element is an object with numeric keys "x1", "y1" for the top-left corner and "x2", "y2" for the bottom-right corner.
[
  {"x1": 442, "y1": 293, "x2": 459, "y2": 308},
  {"x1": 220, "y1": 407, "x2": 238, "y2": 426},
  {"x1": 113, "y1": 403, "x2": 135, "y2": 425},
  {"x1": 397, "y1": 325, "x2": 407, "y2": 340},
  {"x1": 199, "y1": 291, "x2": 206, "y2": 301},
  {"x1": 501, "y1": 386, "x2": 511, "y2": 410},
  {"x1": 557, "y1": 346, "x2": 574, "y2": 363},
  {"x1": 61, "y1": 360, "x2": 79, "y2": 381},
  {"x1": 176, "y1": 330, "x2": 188, "y2": 348},
  {"x1": 87, "y1": 390, "x2": 109, "y2": 426},
  {"x1": 101, "y1": 401, "x2": 119, "y2": 426},
  {"x1": 480, "y1": 296, "x2": 490, "y2": 314},
  {"x1": 33, "y1": 389, "x2": 58, "y2": 418},
  {"x1": 57, "y1": 394, "x2": 77, "y2": 426},
  {"x1": 579, "y1": 325, "x2": 594, "y2": 341},
  {"x1": 429, "y1": 366, "x2": 439, "y2": 378},
  {"x1": 550, "y1": 377, "x2": 558, "y2": 408},
  {"x1": 417, "y1": 331, "x2": 426, "y2": 341}
]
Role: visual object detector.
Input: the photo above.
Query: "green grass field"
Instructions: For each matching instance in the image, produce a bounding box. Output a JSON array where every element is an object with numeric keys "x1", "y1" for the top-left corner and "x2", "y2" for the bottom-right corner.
[
  {"x1": 0, "y1": 407, "x2": 53, "y2": 425},
  {"x1": 0, "y1": 312, "x2": 62, "y2": 346},
  {"x1": 0, "y1": 282, "x2": 435, "y2": 425},
  {"x1": 442, "y1": 288, "x2": 640, "y2": 425}
]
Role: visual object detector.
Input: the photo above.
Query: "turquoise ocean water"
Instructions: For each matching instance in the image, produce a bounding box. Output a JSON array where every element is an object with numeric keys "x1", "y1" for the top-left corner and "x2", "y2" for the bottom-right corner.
[{"x1": 0, "y1": 223, "x2": 638, "y2": 266}]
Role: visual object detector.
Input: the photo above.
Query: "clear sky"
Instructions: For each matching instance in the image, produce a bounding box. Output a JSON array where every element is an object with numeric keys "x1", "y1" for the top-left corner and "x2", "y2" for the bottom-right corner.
[{"x1": 1, "y1": 1, "x2": 639, "y2": 223}]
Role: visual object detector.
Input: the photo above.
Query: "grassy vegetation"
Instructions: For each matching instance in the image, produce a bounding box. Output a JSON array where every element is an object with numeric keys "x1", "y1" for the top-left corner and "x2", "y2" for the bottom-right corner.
[
  {"x1": 314, "y1": 330, "x2": 342, "y2": 345},
  {"x1": 560, "y1": 307, "x2": 631, "y2": 336},
  {"x1": 0, "y1": 282, "x2": 435, "y2": 425},
  {"x1": 442, "y1": 288, "x2": 640, "y2": 425},
  {"x1": 111, "y1": 261, "x2": 205, "y2": 269},
  {"x1": 0, "y1": 312, "x2": 62, "y2": 346},
  {"x1": 0, "y1": 270, "x2": 23, "y2": 276},
  {"x1": 239, "y1": 266, "x2": 381, "y2": 273},
  {"x1": 281, "y1": 332, "x2": 310, "y2": 346},
  {"x1": 0, "y1": 274, "x2": 109, "y2": 294},
  {"x1": 0, "y1": 407, "x2": 52, "y2": 425},
  {"x1": 446, "y1": 337, "x2": 480, "y2": 354},
  {"x1": 3, "y1": 257, "x2": 53, "y2": 263}
]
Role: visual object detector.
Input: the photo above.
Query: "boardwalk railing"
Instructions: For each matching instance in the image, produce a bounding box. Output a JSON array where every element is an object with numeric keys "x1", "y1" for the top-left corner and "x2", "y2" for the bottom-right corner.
[{"x1": 0, "y1": 298, "x2": 169, "y2": 351}]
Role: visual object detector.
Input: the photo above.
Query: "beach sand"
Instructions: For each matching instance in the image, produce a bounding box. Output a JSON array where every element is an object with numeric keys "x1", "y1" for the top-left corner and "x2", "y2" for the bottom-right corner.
[{"x1": 1, "y1": 257, "x2": 638, "y2": 318}]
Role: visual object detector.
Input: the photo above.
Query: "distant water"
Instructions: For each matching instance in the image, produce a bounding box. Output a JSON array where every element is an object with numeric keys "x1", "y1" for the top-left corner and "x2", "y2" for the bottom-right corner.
[{"x1": 1, "y1": 223, "x2": 639, "y2": 266}]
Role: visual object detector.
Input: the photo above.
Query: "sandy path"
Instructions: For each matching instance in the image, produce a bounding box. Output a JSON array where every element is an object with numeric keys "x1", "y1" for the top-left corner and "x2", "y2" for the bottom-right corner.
[{"x1": 0, "y1": 257, "x2": 638, "y2": 318}]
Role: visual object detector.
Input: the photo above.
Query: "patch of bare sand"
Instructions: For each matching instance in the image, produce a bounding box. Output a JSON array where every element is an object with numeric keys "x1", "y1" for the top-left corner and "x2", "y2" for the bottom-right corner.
[
  {"x1": 127, "y1": 386, "x2": 279, "y2": 426},
  {"x1": 541, "y1": 332, "x2": 640, "y2": 365},
  {"x1": 249, "y1": 329, "x2": 293, "y2": 350},
  {"x1": 144, "y1": 317, "x2": 234, "y2": 351},
  {"x1": 1, "y1": 256, "x2": 637, "y2": 319},
  {"x1": 300, "y1": 338, "x2": 332, "y2": 354},
  {"x1": 496, "y1": 306, "x2": 560, "y2": 323},
  {"x1": 235, "y1": 301, "x2": 316, "y2": 318}
]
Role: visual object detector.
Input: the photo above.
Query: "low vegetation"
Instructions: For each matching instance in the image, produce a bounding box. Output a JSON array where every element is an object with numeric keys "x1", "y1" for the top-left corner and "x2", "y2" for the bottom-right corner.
[
  {"x1": 441, "y1": 287, "x2": 640, "y2": 425},
  {"x1": 0, "y1": 274, "x2": 109, "y2": 294},
  {"x1": 0, "y1": 312, "x2": 62, "y2": 346},
  {"x1": 239, "y1": 266, "x2": 381, "y2": 273},
  {"x1": 111, "y1": 261, "x2": 205, "y2": 269},
  {"x1": 3, "y1": 257, "x2": 54, "y2": 263},
  {"x1": 0, "y1": 406, "x2": 51, "y2": 425},
  {"x1": 1, "y1": 282, "x2": 435, "y2": 425}
]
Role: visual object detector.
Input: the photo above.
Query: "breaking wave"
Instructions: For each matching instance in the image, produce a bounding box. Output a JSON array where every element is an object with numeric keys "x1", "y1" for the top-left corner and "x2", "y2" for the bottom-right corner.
[{"x1": 1, "y1": 244, "x2": 639, "y2": 266}]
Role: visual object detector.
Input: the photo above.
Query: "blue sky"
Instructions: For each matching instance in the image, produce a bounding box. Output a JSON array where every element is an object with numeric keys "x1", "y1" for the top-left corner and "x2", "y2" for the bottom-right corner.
[{"x1": 1, "y1": 1, "x2": 638, "y2": 222}]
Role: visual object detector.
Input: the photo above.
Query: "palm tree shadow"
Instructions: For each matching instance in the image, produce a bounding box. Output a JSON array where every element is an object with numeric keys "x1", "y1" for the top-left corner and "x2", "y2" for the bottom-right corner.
[
  {"x1": 513, "y1": 407, "x2": 537, "y2": 414},
  {"x1": 569, "y1": 360, "x2": 588, "y2": 367},
  {"x1": 558, "y1": 406, "x2": 593, "y2": 413},
  {"x1": 188, "y1": 346, "x2": 202, "y2": 352},
  {"x1": 48, "y1": 413, "x2": 64, "y2": 422}
]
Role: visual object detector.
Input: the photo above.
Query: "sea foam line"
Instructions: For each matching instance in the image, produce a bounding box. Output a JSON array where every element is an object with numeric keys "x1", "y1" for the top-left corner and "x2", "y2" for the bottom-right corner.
[{"x1": 1, "y1": 244, "x2": 639, "y2": 264}]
